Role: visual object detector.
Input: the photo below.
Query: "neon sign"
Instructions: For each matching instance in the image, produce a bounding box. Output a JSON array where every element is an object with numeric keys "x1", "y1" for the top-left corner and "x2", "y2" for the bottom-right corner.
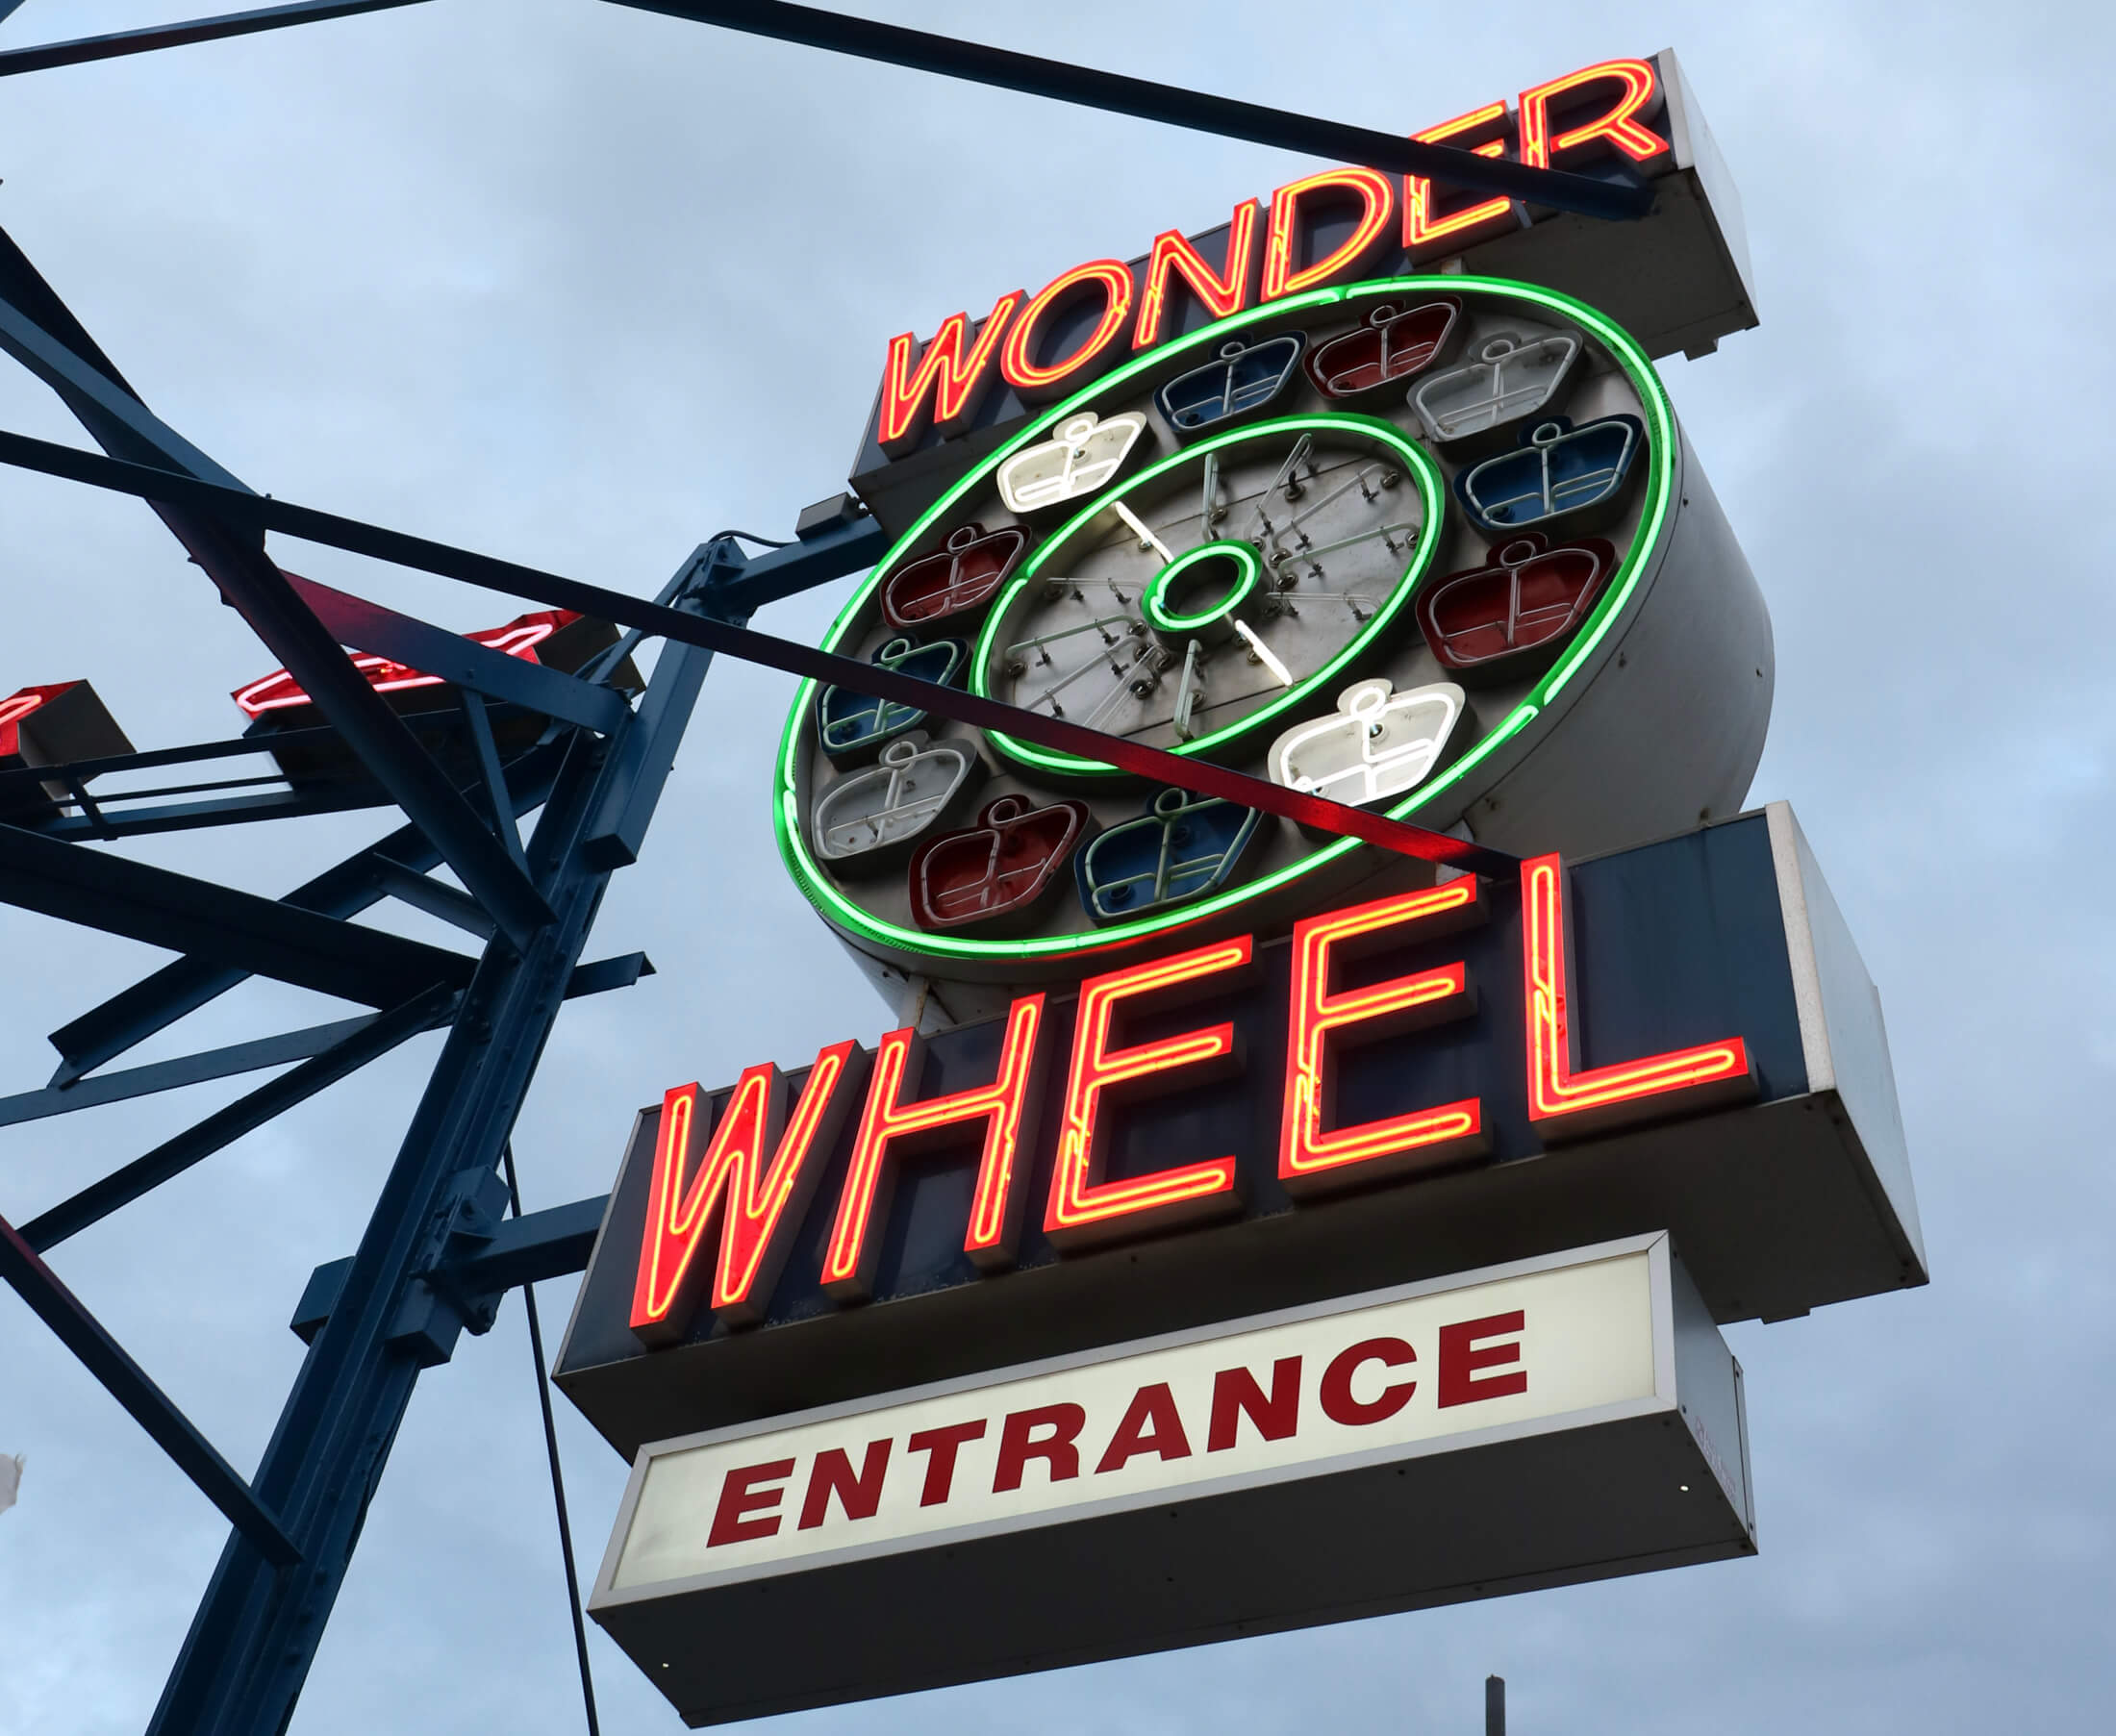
[
  {"x1": 626, "y1": 856, "x2": 1752, "y2": 1334},
  {"x1": 873, "y1": 57, "x2": 1668, "y2": 457},
  {"x1": 232, "y1": 607, "x2": 577, "y2": 719}
]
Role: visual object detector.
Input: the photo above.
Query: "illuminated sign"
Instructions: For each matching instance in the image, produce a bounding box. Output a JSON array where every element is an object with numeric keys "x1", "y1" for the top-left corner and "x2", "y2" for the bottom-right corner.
[
  {"x1": 232, "y1": 607, "x2": 577, "y2": 719},
  {"x1": 851, "y1": 49, "x2": 1755, "y2": 537},
  {"x1": 786, "y1": 272, "x2": 1775, "y2": 1012},
  {"x1": 589, "y1": 1234, "x2": 1753, "y2": 1725},
  {"x1": 557, "y1": 807, "x2": 1922, "y2": 1460},
  {"x1": 0, "y1": 679, "x2": 134, "y2": 817},
  {"x1": 567, "y1": 41, "x2": 1911, "y2": 1723}
]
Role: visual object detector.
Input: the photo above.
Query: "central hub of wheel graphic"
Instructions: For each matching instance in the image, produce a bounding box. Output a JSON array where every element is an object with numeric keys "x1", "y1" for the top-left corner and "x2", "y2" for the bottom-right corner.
[{"x1": 1140, "y1": 540, "x2": 1264, "y2": 646}]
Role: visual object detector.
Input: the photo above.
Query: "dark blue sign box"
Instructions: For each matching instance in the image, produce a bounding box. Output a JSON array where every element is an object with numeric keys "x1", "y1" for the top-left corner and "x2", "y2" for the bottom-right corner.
[{"x1": 555, "y1": 805, "x2": 1922, "y2": 1459}]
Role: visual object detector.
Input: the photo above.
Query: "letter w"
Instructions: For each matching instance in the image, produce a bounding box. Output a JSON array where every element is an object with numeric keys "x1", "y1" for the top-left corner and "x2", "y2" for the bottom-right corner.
[
  {"x1": 630, "y1": 1041, "x2": 870, "y2": 1342},
  {"x1": 876, "y1": 289, "x2": 1023, "y2": 455}
]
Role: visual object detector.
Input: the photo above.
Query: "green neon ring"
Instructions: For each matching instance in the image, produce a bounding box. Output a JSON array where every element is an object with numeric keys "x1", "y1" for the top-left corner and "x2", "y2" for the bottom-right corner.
[
  {"x1": 1141, "y1": 540, "x2": 1263, "y2": 635},
  {"x1": 972, "y1": 412, "x2": 1442, "y2": 776},
  {"x1": 774, "y1": 274, "x2": 1675, "y2": 967}
]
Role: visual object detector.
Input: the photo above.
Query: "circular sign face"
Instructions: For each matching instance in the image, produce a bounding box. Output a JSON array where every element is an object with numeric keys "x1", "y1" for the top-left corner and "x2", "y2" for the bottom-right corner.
[{"x1": 776, "y1": 276, "x2": 1772, "y2": 1004}]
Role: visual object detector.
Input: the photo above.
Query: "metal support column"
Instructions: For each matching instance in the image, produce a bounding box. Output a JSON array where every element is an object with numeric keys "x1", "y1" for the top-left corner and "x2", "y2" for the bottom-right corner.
[{"x1": 142, "y1": 546, "x2": 751, "y2": 1736}]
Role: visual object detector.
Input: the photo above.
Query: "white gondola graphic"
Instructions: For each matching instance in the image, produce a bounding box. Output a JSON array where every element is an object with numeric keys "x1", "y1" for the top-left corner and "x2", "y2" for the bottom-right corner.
[
  {"x1": 1409, "y1": 320, "x2": 1581, "y2": 445},
  {"x1": 996, "y1": 411, "x2": 1149, "y2": 516},
  {"x1": 812, "y1": 733, "x2": 981, "y2": 868},
  {"x1": 1267, "y1": 677, "x2": 1467, "y2": 808}
]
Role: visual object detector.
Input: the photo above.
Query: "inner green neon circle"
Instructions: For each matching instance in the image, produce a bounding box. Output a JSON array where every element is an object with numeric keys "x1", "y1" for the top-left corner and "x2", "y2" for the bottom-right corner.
[
  {"x1": 773, "y1": 274, "x2": 1676, "y2": 969},
  {"x1": 974, "y1": 412, "x2": 1442, "y2": 778},
  {"x1": 1141, "y1": 540, "x2": 1262, "y2": 634}
]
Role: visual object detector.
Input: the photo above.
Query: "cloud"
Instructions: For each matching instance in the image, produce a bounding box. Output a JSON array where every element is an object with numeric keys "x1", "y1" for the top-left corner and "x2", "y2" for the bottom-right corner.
[{"x1": 2, "y1": 3, "x2": 2113, "y2": 1733}]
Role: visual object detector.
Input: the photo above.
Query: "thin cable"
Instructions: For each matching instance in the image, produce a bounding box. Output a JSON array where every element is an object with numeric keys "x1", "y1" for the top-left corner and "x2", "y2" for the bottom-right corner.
[
  {"x1": 707, "y1": 527, "x2": 794, "y2": 548},
  {"x1": 501, "y1": 1142, "x2": 602, "y2": 1736}
]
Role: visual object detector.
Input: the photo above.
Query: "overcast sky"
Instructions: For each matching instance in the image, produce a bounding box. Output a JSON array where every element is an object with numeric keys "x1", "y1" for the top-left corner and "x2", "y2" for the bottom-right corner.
[{"x1": 1, "y1": 2, "x2": 2110, "y2": 1732}]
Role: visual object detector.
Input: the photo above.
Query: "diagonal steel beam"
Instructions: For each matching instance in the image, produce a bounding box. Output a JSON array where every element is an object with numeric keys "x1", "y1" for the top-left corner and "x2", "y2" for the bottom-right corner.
[
  {"x1": 0, "y1": 821, "x2": 474, "y2": 1006},
  {"x1": 0, "y1": 428, "x2": 1519, "y2": 878},
  {"x1": 0, "y1": 1015, "x2": 381, "y2": 1128},
  {"x1": 18, "y1": 986, "x2": 457, "y2": 1252},
  {"x1": 0, "y1": 0, "x2": 430, "y2": 77},
  {"x1": 0, "y1": 231, "x2": 555, "y2": 948},
  {"x1": 45, "y1": 746, "x2": 569, "y2": 1084},
  {"x1": 606, "y1": 0, "x2": 1653, "y2": 221},
  {"x1": 0, "y1": 951, "x2": 649, "y2": 1125},
  {"x1": 0, "y1": 1211, "x2": 299, "y2": 1565}
]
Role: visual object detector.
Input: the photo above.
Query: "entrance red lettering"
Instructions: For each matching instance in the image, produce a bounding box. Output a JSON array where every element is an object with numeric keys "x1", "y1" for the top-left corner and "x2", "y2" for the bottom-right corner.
[
  {"x1": 1319, "y1": 1337, "x2": 1418, "y2": 1425},
  {"x1": 1438, "y1": 1310, "x2": 1527, "y2": 1407},
  {"x1": 708, "y1": 1458, "x2": 794, "y2": 1547},
  {"x1": 994, "y1": 1402, "x2": 1086, "y2": 1492},
  {"x1": 906, "y1": 1420, "x2": 988, "y2": 1507},
  {"x1": 1095, "y1": 1382, "x2": 1193, "y2": 1473},
  {"x1": 796, "y1": 1439, "x2": 893, "y2": 1530},
  {"x1": 1206, "y1": 1357, "x2": 1301, "y2": 1451}
]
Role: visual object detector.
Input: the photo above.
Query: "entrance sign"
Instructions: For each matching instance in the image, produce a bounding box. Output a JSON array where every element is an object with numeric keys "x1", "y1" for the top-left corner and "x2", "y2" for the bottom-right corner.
[{"x1": 588, "y1": 1235, "x2": 1753, "y2": 1726}]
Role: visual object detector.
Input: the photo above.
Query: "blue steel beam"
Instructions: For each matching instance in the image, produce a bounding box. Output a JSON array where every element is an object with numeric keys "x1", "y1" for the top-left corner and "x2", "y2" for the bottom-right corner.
[
  {"x1": 0, "y1": 1211, "x2": 300, "y2": 1565},
  {"x1": 0, "y1": 721, "x2": 371, "y2": 796},
  {"x1": 0, "y1": 234, "x2": 556, "y2": 949},
  {"x1": 0, "y1": 427, "x2": 1521, "y2": 879},
  {"x1": 0, "y1": 821, "x2": 474, "y2": 1006},
  {"x1": 18, "y1": 986, "x2": 459, "y2": 1253},
  {"x1": 605, "y1": 0, "x2": 1654, "y2": 221},
  {"x1": 0, "y1": 1015, "x2": 382, "y2": 1129},
  {"x1": 0, "y1": 1, "x2": 431, "y2": 77},
  {"x1": 581, "y1": 536, "x2": 748, "y2": 869},
  {"x1": 44, "y1": 743, "x2": 570, "y2": 1083},
  {"x1": 6, "y1": 951, "x2": 648, "y2": 1125},
  {"x1": 286, "y1": 571, "x2": 630, "y2": 736},
  {"x1": 454, "y1": 692, "x2": 528, "y2": 869},
  {"x1": 10, "y1": 715, "x2": 568, "y2": 843},
  {"x1": 35, "y1": 784, "x2": 396, "y2": 842},
  {"x1": 141, "y1": 566, "x2": 732, "y2": 1736},
  {"x1": 290, "y1": 1193, "x2": 612, "y2": 1344},
  {"x1": 371, "y1": 855, "x2": 497, "y2": 939}
]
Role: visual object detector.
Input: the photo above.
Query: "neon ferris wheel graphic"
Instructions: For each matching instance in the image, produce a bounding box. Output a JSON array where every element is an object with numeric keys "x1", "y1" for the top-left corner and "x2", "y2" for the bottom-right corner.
[{"x1": 781, "y1": 271, "x2": 1761, "y2": 996}]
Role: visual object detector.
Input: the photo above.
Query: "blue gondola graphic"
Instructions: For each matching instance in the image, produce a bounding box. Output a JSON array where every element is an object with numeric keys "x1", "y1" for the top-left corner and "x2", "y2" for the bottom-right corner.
[
  {"x1": 1153, "y1": 334, "x2": 1306, "y2": 437},
  {"x1": 1074, "y1": 788, "x2": 1263, "y2": 923},
  {"x1": 817, "y1": 636, "x2": 969, "y2": 761},
  {"x1": 1451, "y1": 415, "x2": 1647, "y2": 537}
]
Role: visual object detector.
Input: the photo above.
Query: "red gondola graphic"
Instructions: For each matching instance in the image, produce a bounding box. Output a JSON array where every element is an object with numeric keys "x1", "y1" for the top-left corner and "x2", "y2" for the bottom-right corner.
[
  {"x1": 1301, "y1": 298, "x2": 1462, "y2": 402},
  {"x1": 1416, "y1": 532, "x2": 1617, "y2": 679},
  {"x1": 907, "y1": 793, "x2": 1095, "y2": 933},
  {"x1": 880, "y1": 523, "x2": 1031, "y2": 632}
]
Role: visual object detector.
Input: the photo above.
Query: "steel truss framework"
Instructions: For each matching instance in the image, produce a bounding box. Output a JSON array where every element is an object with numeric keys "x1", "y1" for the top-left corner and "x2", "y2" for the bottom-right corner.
[{"x1": 0, "y1": 7, "x2": 1613, "y2": 1732}]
